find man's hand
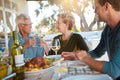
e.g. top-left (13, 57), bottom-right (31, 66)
top-left (75, 50), bottom-right (104, 72)
top-left (22, 39), bottom-right (36, 52)
top-left (75, 50), bottom-right (91, 62)
top-left (26, 39), bottom-right (36, 47)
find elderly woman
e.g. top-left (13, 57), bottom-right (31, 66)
top-left (8, 13), bottom-right (49, 59)
top-left (49, 12), bottom-right (88, 55)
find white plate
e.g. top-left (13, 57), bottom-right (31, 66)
top-left (45, 55), bottom-right (61, 60)
top-left (62, 74), bottom-right (112, 80)
top-left (53, 60), bottom-right (86, 67)
top-left (67, 60), bottom-right (86, 66)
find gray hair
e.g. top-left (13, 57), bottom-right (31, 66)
top-left (15, 13), bottom-right (30, 25)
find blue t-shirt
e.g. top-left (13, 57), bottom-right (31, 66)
top-left (8, 32), bottom-right (44, 59)
top-left (89, 22), bottom-right (120, 79)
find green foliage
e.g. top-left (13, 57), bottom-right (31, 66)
top-left (35, 0), bottom-right (104, 33)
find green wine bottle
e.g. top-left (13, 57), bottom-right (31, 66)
top-left (10, 31), bottom-right (25, 80)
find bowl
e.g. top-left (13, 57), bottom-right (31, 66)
top-left (24, 55), bottom-right (61, 80)
top-left (24, 66), bottom-right (55, 80)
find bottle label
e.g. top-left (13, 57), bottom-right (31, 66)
top-left (15, 54), bottom-right (25, 67)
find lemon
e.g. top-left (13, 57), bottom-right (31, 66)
top-left (56, 67), bottom-right (68, 73)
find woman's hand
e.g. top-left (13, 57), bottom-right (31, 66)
top-left (40, 38), bottom-right (49, 56)
top-left (61, 52), bottom-right (77, 60)
top-left (40, 38), bottom-right (47, 47)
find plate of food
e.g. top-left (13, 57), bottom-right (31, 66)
top-left (24, 56), bottom-right (56, 80)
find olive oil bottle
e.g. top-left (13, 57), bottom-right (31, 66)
top-left (10, 31), bottom-right (25, 80)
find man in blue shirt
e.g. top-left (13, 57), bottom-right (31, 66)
top-left (8, 14), bottom-right (49, 59)
top-left (62, 0), bottom-right (120, 79)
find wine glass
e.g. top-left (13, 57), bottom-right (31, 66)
top-left (28, 32), bottom-right (37, 47)
top-left (51, 39), bottom-right (61, 56)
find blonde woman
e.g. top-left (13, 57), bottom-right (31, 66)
top-left (49, 12), bottom-right (88, 55)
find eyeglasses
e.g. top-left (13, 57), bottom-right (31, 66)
top-left (21, 23), bottom-right (32, 26)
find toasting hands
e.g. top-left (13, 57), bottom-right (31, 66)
top-left (22, 39), bottom-right (36, 52)
top-left (61, 50), bottom-right (91, 61)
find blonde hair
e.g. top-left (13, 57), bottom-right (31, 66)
top-left (58, 12), bottom-right (75, 30)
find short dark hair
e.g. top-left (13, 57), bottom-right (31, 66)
top-left (98, 0), bottom-right (120, 11)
